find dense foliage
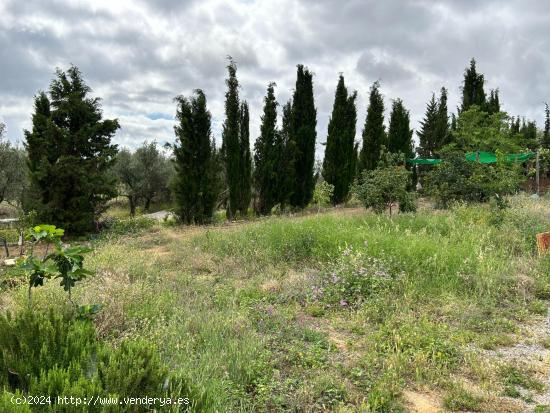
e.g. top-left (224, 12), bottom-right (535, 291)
top-left (24, 66), bottom-right (119, 234)
top-left (172, 90), bottom-right (220, 224)
top-left (221, 57), bottom-right (251, 219)
top-left (354, 151), bottom-right (416, 214)
top-left (424, 154), bottom-right (524, 207)
top-left (359, 81), bottom-right (386, 171)
top-left (322, 75), bottom-right (357, 204)
top-left (0, 124), bottom-right (27, 206)
top-left (254, 83), bottom-right (279, 214)
top-left (289, 65), bottom-right (317, 208)
top-left (417, 88), bottom-right (450, 157)
top-left (113, 141), bottom-right (172, 216)
top-left (387, 98), bottom-right (413, 159)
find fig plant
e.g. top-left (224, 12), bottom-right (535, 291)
top-left (17, 225), bottom-right (93, 308)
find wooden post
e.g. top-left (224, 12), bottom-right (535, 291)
top-left (535, 149), bottom-right (540, 195)
top-left (1, 238), bottom-right (8, 258)
top-left (537, 232), bottom-right (550, 256)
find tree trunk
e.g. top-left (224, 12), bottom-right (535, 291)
top-left (129, 197), bottom-right (136, 217)
top-left (144, 197), bottom-right (151, 212)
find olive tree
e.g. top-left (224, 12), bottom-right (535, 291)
top-left (0, 124), bottom-right (28, 206)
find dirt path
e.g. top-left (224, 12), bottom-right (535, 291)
top-left (474, 302), bottom-right (550, 412)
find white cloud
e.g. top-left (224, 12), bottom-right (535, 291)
top-left (0, 0), bottom-right (548, 159)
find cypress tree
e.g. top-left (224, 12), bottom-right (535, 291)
top-left (276, 100), bottom-right (295, 208)
top-left (322, 75), bottom-right (357, 204)
top-left (519, 118), bottom-right (538, 149)
top-left (359, 81), bottom-right (386, 171)
top-left (510, 116), bottom-right (521, 134)
top-left (416, 93), bottom-right (438, 157)
top-left (487, 89), bottom-right (500, 114)
top-left (434, 87), bottom-right (450, 152)
top-left (289, 65), bottom-right (317, 208)
top-left (24, 66), bottom-right (119, 234)
top-left (254, 83), bottom-right (278, 215)
top-left (387, 98), bottom-right (413, 159)
top-left (238, 101), bottom-right (251, 215)
top-left (461, 58), bottom-right (486, 112)
top-left (543, 103), bottom-right (550, 149)
top-left (222, 57), bottom-right (241, 219)
top-left (450, 113), bottom-right (457, 132)
top-left (172, 90), bottom-right (219, 224)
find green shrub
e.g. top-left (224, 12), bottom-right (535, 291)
top-left (354, 152), bottom-right (415, 215)
top-left (424, 154), bottom-right (524, 208)
top-left (444, 384), bottom-right (481, 411)
top-left (0, 309), bottom-right (185, 412)
top-left (312, 245), bottom-right (401, 307)
top-left (99, 216), bottom-right (156, 237)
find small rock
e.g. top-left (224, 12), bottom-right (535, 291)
top-left (3, 259), bottom-right (16, 266)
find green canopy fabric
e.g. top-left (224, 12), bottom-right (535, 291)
top-left (408, 151), bottom-right (535, 165)
top-left (407, 158), bottom-right (442, 165)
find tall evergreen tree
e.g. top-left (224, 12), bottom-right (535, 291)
top-left (289, 65), bottom-right (317, 208)
top-left (387, 98), bottom-right (413, 159)
top-left (510, 116), bottom-right (521, 134)
top-left (24, 66), bottom-right (119, 234)
top-left (172, 90), bottom-right (219, 224)
top-left (416, 93), bottom-right (438, 157)
top-left (275, 100), bottom-right (295, 208)
top-left (359, 81), bottom-right (386, 171)
top-left (450, 113), bottom-right (457, 132)
top-left (434, 87), bottom-right (450, 151)
top-left (222, 57), bottom-right (241, 219)
top-left (238, 101), bottom-right (251, 215)
top-left (519, 118), bottom-right (538, 150)
top-left (487, 89), bottom-right (500, 114)
top-left (543, 103), bottom-right (550, 149)
top-left (254, 83), bottom-right (279, 215)
top-left (322, 75), bottom-right (357, 204)
top-left (460, 58), bottom-right (486, 112)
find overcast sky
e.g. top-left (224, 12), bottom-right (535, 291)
top-left (1, 0), bottom-right (549, 158)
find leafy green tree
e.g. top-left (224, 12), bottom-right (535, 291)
top-left (289, 65), bottom-right (317, 208)
top-left (387, 98), bottom-right (413, 159)
top-left (359, 81), bottom-right (386, 171)
top-left (24, 66), bottom-right (119, 234)
top-left (460, 58), bottom-right (486, 112)
top-left (449, 107), bottom-right (523, 153)
top-left (237, 101), bottom-right (251, 215)
top-left (112, 141), bottom-right (172, 216)
top-left (322, 75), bottom-right (357, 204)
top-left (0, 124), bottom-right (27, 206)
top-left (113, 148), bottom-right (142, 216)
top-left (135, 141), bottom-right (173, 211)
top-left (354, 150), bottom-right (415, 215)
top-left (424, 154), bottom-right (524, 208)
top-left (312, 181), bottom-right (334, 212)
top-left (172, 90), bottom-right (219, 224)
top-left (222, 57), bottom-right (241, 219)
top-left (254, 83), bottom-right (279, 215)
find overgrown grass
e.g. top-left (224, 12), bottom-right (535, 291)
top-left (1, 194), bottom-right (549, 411)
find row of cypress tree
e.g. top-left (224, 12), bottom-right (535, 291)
top-left (22, 59), bottom-right (549, 231)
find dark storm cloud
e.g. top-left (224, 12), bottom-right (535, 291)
top-left (0, 0), bottom-right (548, 155)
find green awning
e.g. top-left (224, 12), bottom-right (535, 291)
top-left (408, 151), bottom-right (535, 165)
top-left (406, 158), bottom-right (442, 165)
